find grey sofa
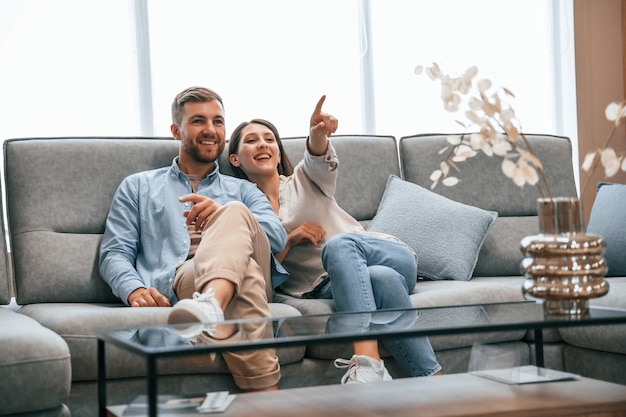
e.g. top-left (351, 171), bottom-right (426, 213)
top-left (0, 194), bottom-right (71, 415)
top-left (1, 134), bottom-right (624, 417)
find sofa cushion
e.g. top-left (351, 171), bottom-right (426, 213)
top-left (0, 308), bottom-right (71, 416)
top-left (398, 134), bottom-right (578, 277)
top-left (0, 264), bottom-right (9, 305)
top-left (275, 282), bottom-right (528, 359)
top-left (559, 277), bottom-right (626, 355)
top-left (564, 346), bottom-right (626, 385)
top-left (19, 302), bottom-right (305, 382)
top-left (0, 201), bottom-right (10, 306)
top-left (474, 216), bottom-right (539, 277)
top-left (398, 134), bottom-right (579, 215)
top-left (586, 182), bottom-right (626, 276)
top-left (368, 175), bottom-right (497, 281)
top-left (4, 137), bottom-right (180, 304)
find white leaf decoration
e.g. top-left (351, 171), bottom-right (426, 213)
top-left (430, 170), bottom-right (442, 182)
top-left (414, 62), bottom-right (626, 195)
top-left (455, 144), bottom-right (476, 159)
top-left (477, 78), bottom-right (492, 92)
top-left (601, 148), bottom-right (621, 177)
top-left (581, 152), bottom-right (596, 172)
top-left (605, 102), bottom-right (620, 122)
top-left (501, 159), bottom-right (516, 178)
top-left (440, 161), bottom-right (450, 176)
top-left (442, 177), bottom-right (459, 186)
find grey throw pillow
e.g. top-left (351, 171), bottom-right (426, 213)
top-left (368, 175), bottom-right (498, 281)
top-left (586, 182), bottom-right (626, 276)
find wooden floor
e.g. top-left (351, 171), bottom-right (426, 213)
top-left (107, 372), bottom-right (626, 417)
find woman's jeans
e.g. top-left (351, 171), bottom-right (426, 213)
top-left (319, 232), bottom-right (441, 377)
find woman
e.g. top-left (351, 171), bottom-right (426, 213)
top-left (228, 95), bottom-right (441, 383)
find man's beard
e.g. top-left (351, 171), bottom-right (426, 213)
top-left (184, 142), bottom-right (223, 164)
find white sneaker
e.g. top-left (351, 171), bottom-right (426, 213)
top-left (168, 289), bottom-right (224, 340)
top-left (334, 355), bottom-right (393, 384)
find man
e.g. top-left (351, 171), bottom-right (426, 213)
top-left (99, 86), bottom-right (287, 392)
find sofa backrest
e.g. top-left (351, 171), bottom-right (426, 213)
top-left (4, 137), bottom-right (180, 304)
top-left (0, 182), bottom-right (10, 305)
top-left (220, 135), bottom-right (400, 223)
top-left (5, 135), bottom-right (399, 304)
top-left (399, 133), bottom-right (578, 276)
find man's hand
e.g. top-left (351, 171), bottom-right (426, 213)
top-left (180, 194), bottom-right (222, 231)
top-left (308, 95), bottom-right (338, 155)
top-left (128, 287), bottom-right (171, 307)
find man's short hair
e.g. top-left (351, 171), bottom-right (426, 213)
top-left (171, 86), bottom-right (224, 125)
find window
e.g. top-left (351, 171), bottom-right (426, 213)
top-left (147, 0), bottom-right (363, 138)
top-left (0, 0), bottom-right (138, 138)
top-left (370, 0), bottom-right (568, 137)
top-left (0, 0), bottom-right (576, 146)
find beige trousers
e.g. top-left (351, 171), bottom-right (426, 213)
top-left (173, 201), bottom-right (280, 390)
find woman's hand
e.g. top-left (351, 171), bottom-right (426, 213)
top-left (308, 95), bottom-right (338, 155)
top-left (288, 222), bottom-right (326, 247)
top-left (275, 222), bottom-right (326, 262)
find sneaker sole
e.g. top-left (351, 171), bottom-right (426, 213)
top-left (168, 306), bottom-right (204, 325)
top-left (168, 303), bottom-right (209, 339)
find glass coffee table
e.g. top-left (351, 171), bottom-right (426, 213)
top-left (97, 301), bottom-right (626, 417)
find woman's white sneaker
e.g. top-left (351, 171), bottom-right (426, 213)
top-left (334, 355), bottom-right (392, 384)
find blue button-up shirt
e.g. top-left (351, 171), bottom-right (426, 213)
top-left (99, 157), bottom-right (288, 305)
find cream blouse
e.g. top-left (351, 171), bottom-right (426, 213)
top-left (277, 141), bottom-right (366, 297)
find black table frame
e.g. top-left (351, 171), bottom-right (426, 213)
top-left (97, 301), bottom-right (626, 417)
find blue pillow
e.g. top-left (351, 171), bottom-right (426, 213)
top-left (368, 175), bottom-right (498, 281)
top-left (586, 182), bottom-right (626, 276)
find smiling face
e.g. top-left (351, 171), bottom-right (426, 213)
top-left (229, 122), bottom-right (281, 181)
top-left (171, 99), bottom-right (226, 175)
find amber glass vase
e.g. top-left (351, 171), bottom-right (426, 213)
top-left (520, 197), bottom-right (609, 316)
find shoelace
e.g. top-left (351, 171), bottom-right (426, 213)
top-left (192, 288), bottom-right (216, 302)
top-left (191, 289), bottom-right (222, 337)
top-left (334, 357), bottom-right (359, 384)
top-left (192, 289), bottom-right (223, 320)
top-left (334, 357), bottom-right (357, 370)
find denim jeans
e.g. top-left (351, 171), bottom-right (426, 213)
top-left (319, 232), bottom-right (441, 377)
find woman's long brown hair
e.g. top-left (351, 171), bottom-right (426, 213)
top-left (228, 119), bottom-right (294, 180)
